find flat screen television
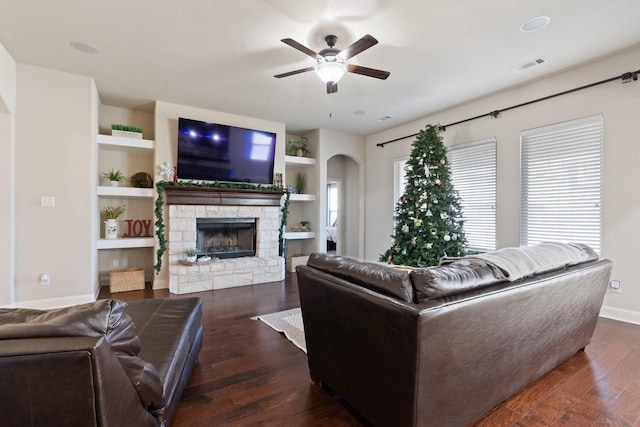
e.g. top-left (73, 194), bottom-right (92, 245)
top-left (177, 117), bottom-right (277, 184)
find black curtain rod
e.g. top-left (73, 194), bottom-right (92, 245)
top-left (376, 68), bottom-right (639, 148)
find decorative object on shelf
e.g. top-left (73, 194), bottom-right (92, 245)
top-left (287, 137), bottom-right (310, 157)
top-left (109, 267), bottom-right (145, 292)
top-left (291, 221), bottom-right (310, 232)
top-left (103, 167), bottom-right (125, 187)
top-left (274, 172), bottom-right (283, 189)
top-left (153, 181), bottom-right (289, 273)
top-left (296, 172), bottom-right (306, 194)
top-left (101, 205), bottom-right (126, 239)
top-left (286, 184), bottom-right (298, 194)
top-left (178, 256), bottom-right (216, 266)
top-left (122, 219), bottom-right (153, 237)
top-left (184, 248), bottom-right (198, 263)
top-left (130, 172), bottom-right (153, 188)
top-left (111, 124), bottom-right (143, 139)
top-left (159, 161), bottom-right (176, 181)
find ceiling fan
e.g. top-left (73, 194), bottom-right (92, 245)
top-left (274, 34), bottom-right (390, 94)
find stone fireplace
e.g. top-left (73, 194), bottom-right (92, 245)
top-left (165, 187), bottom-right (285, 294)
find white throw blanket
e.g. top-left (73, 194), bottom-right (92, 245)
top-left (439, 242), bottom-right (597, 282)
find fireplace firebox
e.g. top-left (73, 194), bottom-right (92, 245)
top-left (196, 218), bottom-right (256, 259)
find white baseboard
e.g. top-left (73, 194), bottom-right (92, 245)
top-left (599, 305), bottom-right (640, 326)
top-left (14, 294), bottom-right (96, 310)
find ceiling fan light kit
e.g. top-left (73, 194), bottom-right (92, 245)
top-left (275, 33), bottom-right (390, 94)
top-left (315, 61), bottom-right (346, 83)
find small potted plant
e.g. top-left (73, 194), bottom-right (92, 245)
top-left (101, 205), bottom-right (126, 239)
top-left (103, 167), bottom-right (125, 187)
top-left (184, 248), bottom-right (198, 263)
top-left (287, 137), bottom-right (310, 157)
top-left (296, 172), bottom-right (306, 194)
top-left (111, 124), bottom-right (143, 139)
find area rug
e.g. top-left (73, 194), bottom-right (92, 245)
top-left (252, 307), bottom-right (306, 353)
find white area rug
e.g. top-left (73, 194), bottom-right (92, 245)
top-left (252, 307), bottom-right (306, 353)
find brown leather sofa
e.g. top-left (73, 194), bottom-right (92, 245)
top-left (296, 244), bottom-right (612, 427)
top-left (0, 296), bottom-right (202, 427)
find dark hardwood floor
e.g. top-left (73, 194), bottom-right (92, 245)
top-left (101, 274), bottom-right (640, 426)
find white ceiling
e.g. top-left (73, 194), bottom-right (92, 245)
top-left (1, 0), bottom-right (639, 136)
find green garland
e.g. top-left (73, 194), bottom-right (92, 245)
top-left (153, 181), bottom-right (289, 273)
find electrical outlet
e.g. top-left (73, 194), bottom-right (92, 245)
top-left (122, 258), bottom-right (128, 267)
top-left (40, 196), bottom-right (55, 207)
top-left (610, 280), bottom-right (621, 293)
top-left (113, 259), bottom-right (120, 268)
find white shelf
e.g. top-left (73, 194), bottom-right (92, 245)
top-left (97, 186), bottom-right (154, 198)
top-left (289, 193), bottom-right (316, 202)
top-left (97, 134), bottom-right (155, 153)
top-left (284, 231), bottom-right (316, 240)
top-left (285, 155), bottom-right (316, 166)
top-left (97, 237), bottom-right (155, 250)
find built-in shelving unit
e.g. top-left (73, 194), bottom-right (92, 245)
top-left (289, 193), bottom-right (316, 202)
top-left (285, 155), bottom-right (316, 166)
top-left (284, 152), bottom-right (318, 261)
top-left (97, 134), bottom-right (155, 152)
top-left (97, 134), bottom-right (155, 250)
top-left (96, 132), bottom-right (156, 285)
top-left (283, 231), bottom-right (316, 240)
top-left (97, 186), bottom-right (154, 198)
top-left (97, 237), bottom-right (155, 249)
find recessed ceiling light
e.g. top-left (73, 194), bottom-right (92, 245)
top-left (377, 115), bottom-right (392, 122)
top-left (353, 110), bottom-right (366, 116)
top-left (70, 41), bottom-right (98, 54)
top-left (520, 16), bottom-right (550, 32)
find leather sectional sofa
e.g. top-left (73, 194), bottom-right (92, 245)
top-left (296, 243), bottom-right (612, 427)
top-left (0, 296), bottom-right (202, 427)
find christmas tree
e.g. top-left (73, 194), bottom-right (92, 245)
top-left (380, 124), bottom-right (467, 267)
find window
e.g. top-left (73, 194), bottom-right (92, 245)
top-left (327, 182), bottom-right (338, 226)
top-left (393, 140), bottom-right (497, 252)
top-left (521, 115), bottom-right (603, 254)
top-left (393, 156), bottom-right (409, 206)
top-left (449, 138), bottom-right (497, 252)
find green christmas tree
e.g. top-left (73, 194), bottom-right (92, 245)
top-left (380, 124), bottom-right (467, 267)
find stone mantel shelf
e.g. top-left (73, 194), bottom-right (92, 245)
top-left (164, 186), bottom-right (284, 207)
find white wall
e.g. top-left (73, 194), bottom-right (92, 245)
top-left (365, 46), bottom-right (640, 324)
top-left (15, 64), bottom-right (98, 308)
top-left (153, 101), bottom-right (286, 288)
top-left (0, 41), bottom-right (16, 307)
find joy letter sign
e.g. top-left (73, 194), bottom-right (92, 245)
top-left (122, 219), bottom-right (153, 237)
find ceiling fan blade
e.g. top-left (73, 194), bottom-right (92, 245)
top-left (327, 82), bottom-right (338, 94)
top-left (274, 67), bottom-right (315, 78)
top-left (347, 64), bottom-right (390, 80)
top-left (337, 34), bottom-right (378, 61)
top-left (281, 38), bottom-right (321, 59)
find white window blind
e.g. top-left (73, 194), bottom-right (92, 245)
top-left (520, 115), bottom-right (603, 254)
top-left (449, 138), bottom-right (497, 252)
top-left (393, 156), bottom-right (409, 205)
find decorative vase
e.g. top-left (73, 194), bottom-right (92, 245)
top-left (112, 129), bottom-right (143, 139)
top-left (105, 219), bottom-right (118, 239)
top-left (296, 149), bottom-right (303, 157)
top-left (110, 180), bottom-right (119, 187)
top-left (186, 255), bottom-right (197, 263)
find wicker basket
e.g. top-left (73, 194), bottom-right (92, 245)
top-left (109, 268), bottom-right (145, 293)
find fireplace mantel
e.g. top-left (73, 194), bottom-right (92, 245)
top-left (164, 186), bottom-right (284, 206)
